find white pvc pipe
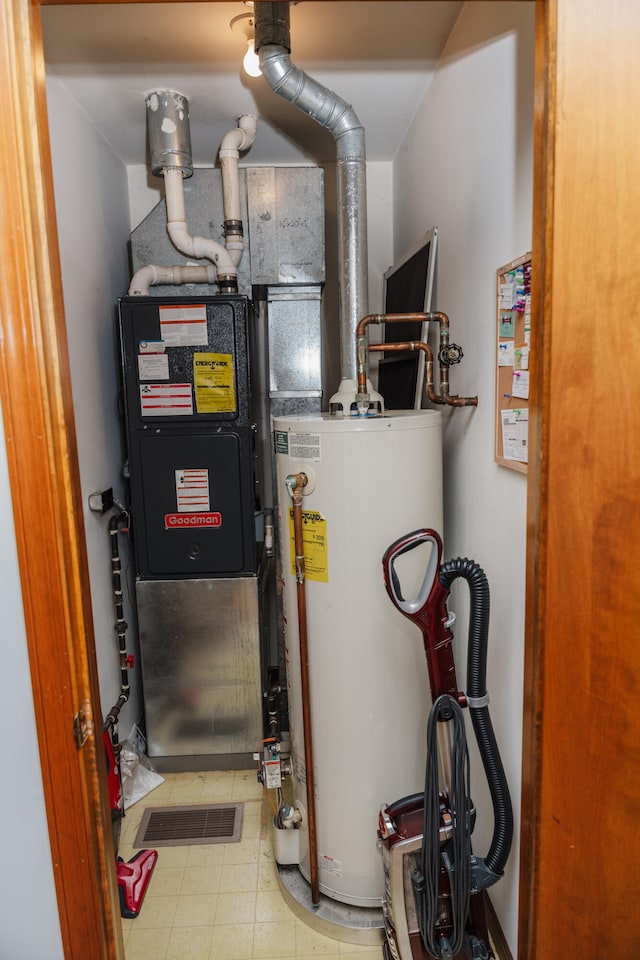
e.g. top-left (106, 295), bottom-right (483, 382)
top-left (128, 263), bottom-right (217, 296)
top-left (130, 114), bottom-right (257, 293)
top-left (219, 115), bottom-right (258, 266)
top-left (163, 168), bottom-right (238, 278)
top-left (219, 115), bottom-right (257, 223)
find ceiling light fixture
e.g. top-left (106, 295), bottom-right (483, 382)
top-left (230, 13), bottom-right (262, 78)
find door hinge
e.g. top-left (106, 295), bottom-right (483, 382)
top-left (73, 699), bottom-right (95, 749)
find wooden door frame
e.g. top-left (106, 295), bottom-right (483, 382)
top-left (0, 1), bottom-right (123, 957)
top-left (518, 0), bottom-right (640, 954)
top-left (0, 1), bottom-right (569, 957)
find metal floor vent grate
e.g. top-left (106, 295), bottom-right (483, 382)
top-left (134, 802), bottom-right (243, 848)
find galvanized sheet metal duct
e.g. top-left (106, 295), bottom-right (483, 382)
top-left (255, 1), bottom-right (369, 387)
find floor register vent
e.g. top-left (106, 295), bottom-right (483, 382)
top-left (134, 802), bottom-right (244, 848)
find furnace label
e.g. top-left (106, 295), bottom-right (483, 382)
top-left (138, 353), bottom-right (169, 381)
top-left (140, 383), bottom-right (193, 416)
top-left (288, 509), bottom-right (328, 583)
top-left (193, 353), bottom-right (236, 414)
top-left (159, 304), bottom-right (208, 346)
top-left (175, 468), bottom-right (210, 512)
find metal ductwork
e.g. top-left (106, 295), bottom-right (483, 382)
top-left (255, 1), bottom-right (369, 395)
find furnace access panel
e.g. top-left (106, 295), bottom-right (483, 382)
top-left (118, 296), bottom-right (257, 579)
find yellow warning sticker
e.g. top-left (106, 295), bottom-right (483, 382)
top-left (288, 509), bottom-right (328, 583)
top-left (193, 353), bottom-right (236, 414)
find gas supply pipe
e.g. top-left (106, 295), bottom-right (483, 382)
top-left (355, 312), bottom-right (478, 414)
top-left (284, 470), bottom-right (320, 907)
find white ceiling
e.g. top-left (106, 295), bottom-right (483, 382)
top-left (41, 2), bottom-right (464, 166)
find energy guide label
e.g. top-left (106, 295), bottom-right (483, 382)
top-left (288, 509), bottom-right (328, 583)
top-left (193, 353), bottom-right (236, 414)
top-left (289, 432), bottom-right (321, 461)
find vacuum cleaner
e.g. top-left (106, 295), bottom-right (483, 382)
top-left (378, 529), bottom-right (512, 960)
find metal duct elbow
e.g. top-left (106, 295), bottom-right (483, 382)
top-left (255, 2), bottom-right (369, 391)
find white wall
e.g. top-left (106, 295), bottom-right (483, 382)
top-left (393, 2), bottom-right (535, 953)
top-left (46, 76), bottom-right (141, 733)
top-left (0, 405), bottom-right (64, 959)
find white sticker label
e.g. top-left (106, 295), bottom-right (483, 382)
top-left (159, 304), bottom-right (208, 347)
top-left (264, 760), bottom-right (282, 789)
top-left (139, 340), bottom-right (165, 354)
top-left (175, 469), bottom-right (210, 512)
top-left (138, 354), bottom-right (169, 381)
top-left (140, 383), bottom-right (193, 416)
top-left (289, 432), bottom-right (321, 461)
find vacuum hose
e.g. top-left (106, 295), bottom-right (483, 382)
top-left (438, 558), bottom-right (513, 884)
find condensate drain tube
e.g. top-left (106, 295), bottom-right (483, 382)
top-left (285, 471), bottom-right (320, 906)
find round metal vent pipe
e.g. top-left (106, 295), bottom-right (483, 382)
top-left (255, 2), bottom-right (369, 386)
top-left (145, 89), bottom-right (193, 179)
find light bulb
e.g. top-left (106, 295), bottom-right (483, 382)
top-left (243, 38), bottom-right (262, 78)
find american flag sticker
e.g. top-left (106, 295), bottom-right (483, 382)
top-left (175, 469), bottom-right (210, 513)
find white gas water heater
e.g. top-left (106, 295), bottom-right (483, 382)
top-left (255, 2), bottom-right (478, 945)
top-left (274, 409), bottom-right (443, 912)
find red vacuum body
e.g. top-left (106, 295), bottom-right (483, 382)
top-left (378, 529), bottom-right (513, 960)
top-left (104, 725), bottom-right (158, 919)
top-left (116, 849), bottom-right (159, 919)
top-left (378, 795), bottom-right (490, 960)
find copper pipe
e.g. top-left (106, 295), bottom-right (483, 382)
top-left (285, 471), bottom-right (320, 905)
top-left (357, 312), bottom-right (478, 408)
top-left (355, 312), bottom-right (429, 337)
top-left (356, 312), bottom-right (437, 399)
top-left (369, 340), bottom-right (478, 407)
top-left (369, 341), bottom-right (441, 405)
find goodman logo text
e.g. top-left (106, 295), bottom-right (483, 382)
top-left (165, 512), bottom-right (222, 529)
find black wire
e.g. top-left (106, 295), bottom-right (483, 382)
top-left (418, 694), bottom-right (471, 959)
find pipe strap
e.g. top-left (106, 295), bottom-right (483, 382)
top-left (466, 692), bottom-right (490, 709)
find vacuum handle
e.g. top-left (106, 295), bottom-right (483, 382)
top-left (383, 528), bottom-right (463, 705)
top-left (382, 528), bottom-right (442, 616)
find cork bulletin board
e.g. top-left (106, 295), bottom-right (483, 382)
top-left (495, 253), bottom-right (532, 473)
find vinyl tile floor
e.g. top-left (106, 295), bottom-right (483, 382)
top-left (120, 769), bottom-right (384, 960)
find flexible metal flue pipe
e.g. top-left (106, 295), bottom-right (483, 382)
top-left (255, 2), bottom-right (368, 386)
top-left (284, 471), bottom-right (320, 906)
